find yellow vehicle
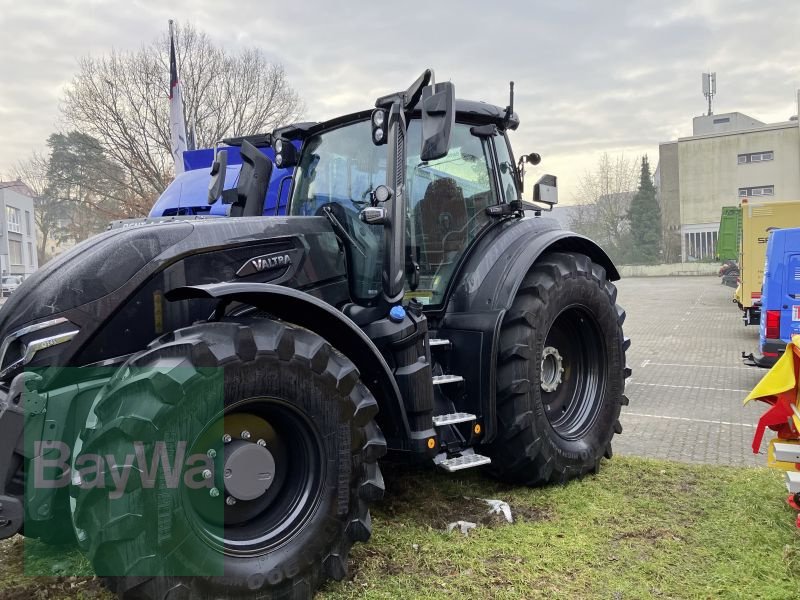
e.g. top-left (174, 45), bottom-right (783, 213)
top-left (735, 197), bottom-right (800, 325)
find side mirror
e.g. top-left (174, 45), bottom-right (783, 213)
top-left (207, 149), bottom-right (228, 204)
top-left (420, 81), bottom-right (455, 162)
top-left (533, 174), bottom-right (558, 209)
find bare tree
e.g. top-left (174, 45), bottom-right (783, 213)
top-left (62, 22), bottom-right (303, 211)
top-left (569, 153), bottom-right (639, 259)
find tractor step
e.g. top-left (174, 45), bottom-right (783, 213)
top-left (432, 374), bottom-right (464, 385)
top-left (787, 471), bottom-right (800, 494)
top-left (432, 412), bottom-right (477, 427)
top-left (437, 452), bottom-right (491, 472)
top-left (774, 442), bottom-right (800, 463)
top-left (429, 338), bottom-right (451, 349)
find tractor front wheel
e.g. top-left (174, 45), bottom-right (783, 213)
top-left (487, 252), bottom-right (630, 485)
top-left (72, 319), bottom-right (385, 599)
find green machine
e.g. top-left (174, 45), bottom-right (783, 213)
top-left (717, 205), bottom-right (742, 262)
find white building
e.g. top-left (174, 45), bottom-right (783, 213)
top-left (658, 100), bottom-right (800, 262)
top-left (0, 181), bottom-right (39, 277)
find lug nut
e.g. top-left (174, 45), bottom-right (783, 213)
top-left (226, 496), bottom-right (237, 506)
top-left (209, 487), bottom-right (220, 498)
top-left (207, 449), bottom-right (217, 459)
top-left (222, 433), bottom-right (232, 443)
top-left (202, 469), bottom-right (213, 480)
top-left (241, 430), bottom-right (251, 440)
top-left (257, 439), bottom-right (266, 447)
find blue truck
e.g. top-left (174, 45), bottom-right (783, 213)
top-left (744, 227), bottom-right (800, 367)
top-left (149, 136), bottom-right (295, 217)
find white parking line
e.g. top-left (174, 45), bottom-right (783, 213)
top-left (640, 361), bottom-right (753, 371)
top-left (627, 381), bottom-right (750, 393)
top-left (623, 412), bottom-right (756, 428)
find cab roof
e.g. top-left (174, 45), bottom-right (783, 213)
top-left (274, 99), bottom-right (519, 141)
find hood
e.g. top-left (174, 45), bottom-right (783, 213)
top-left (0, 221), bottom-right (193, 337)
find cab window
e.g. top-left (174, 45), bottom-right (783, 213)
top-left (406, 122), bottom-right (498, 305)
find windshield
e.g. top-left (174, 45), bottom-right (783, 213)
top-left (290, 119), bottom-right (501, 306)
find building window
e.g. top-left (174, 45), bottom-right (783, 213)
top-left (684, 230), bottom-right (718, 261)
top-left (28, 242), bottom-right (34, 266)
top-left (8, 240), bottom-right (23, 265)
top-left (739, 185), bottom-right (775, 197)
top-left (5, 206), bottom-right (21, 233)
top-left (25, 211), bottom-right (32, 236)
top-left (738, 151), bottom-right (774, 164)
top-left (713, 117), bottom-right (730, 124)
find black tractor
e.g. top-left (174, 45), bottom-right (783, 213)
top-left (0, 70), bottom-right (629, 599)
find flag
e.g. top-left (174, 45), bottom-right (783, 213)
top-left (169, 20), bottom-right (188, 175)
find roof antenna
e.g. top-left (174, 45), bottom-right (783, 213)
top-left (702, 72), bottom-right (716, 116)
top-left (504, 81), bottom-right (514, 127)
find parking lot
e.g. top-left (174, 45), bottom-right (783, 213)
top-left (615, 276), bottom-right (767, 466)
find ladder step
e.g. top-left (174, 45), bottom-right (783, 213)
top-left (429, 338), bottom-right (451, 348)
top-left (787, 471), bottom-right (800, 494)
top-left (438, 453), bottom-right (491, 473)
top-left (432, 412), bottom-right (477, 427)
top-left (432, 374), bottom-right (464, 385)
top-left (774, 442), bottom-right (800, 463)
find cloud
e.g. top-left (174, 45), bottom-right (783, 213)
top-left (1, 0), bottom-right (799, 202)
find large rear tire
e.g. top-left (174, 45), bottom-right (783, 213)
top-left (72, 320), bottom-right (386, 599)
top-left (486, 252), bottom-right (630, 485)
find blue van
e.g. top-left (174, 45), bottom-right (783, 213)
top-left (745, 227), bottom-right (800, 367)
top-left (148, 140), bottom-right (295, 218)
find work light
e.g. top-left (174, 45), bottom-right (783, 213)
top-left (371, 109), bottom-right (387, 147)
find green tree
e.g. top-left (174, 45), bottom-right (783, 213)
top-left (628, 155), bottom-right (662, 264)
top-left (44, 131), bottom-right (132, 244)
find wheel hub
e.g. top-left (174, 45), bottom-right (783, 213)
top-left (223, 440), bottom-right (276, 501)
top-left (541, 346), bottom-right (564, 392)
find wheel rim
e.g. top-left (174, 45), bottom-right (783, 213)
top-left (184, 397), bottom-right (326, 557)
top-left (540, 305), bottom-right (608, 440)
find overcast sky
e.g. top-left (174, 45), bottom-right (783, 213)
top-left (1, 0), bottom-right (800, 201)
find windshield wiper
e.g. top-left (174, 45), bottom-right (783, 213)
top-left (321, 206), bottom-right (366, 257)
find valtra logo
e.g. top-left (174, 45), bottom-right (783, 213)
top-left (236, 251), bottom-right (293, 277)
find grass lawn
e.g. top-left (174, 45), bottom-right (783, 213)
top-left (1, 456), bottom-right (798, 599)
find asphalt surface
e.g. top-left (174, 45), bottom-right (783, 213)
top-left (614, 276), bottom-right (768, 466)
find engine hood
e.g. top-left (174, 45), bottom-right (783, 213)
top-left (0, 221), bottom-right (193, 337)
top-left (0, 216), bottom-right (345, 376)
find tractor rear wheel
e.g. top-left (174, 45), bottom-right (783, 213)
top-left (72, 319), bottom-right (385, 599)
top-left (487, 252), bottom-right (629, 485)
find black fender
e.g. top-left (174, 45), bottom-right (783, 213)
top-left (447, 215), bottom-right (618, 314)
top-left (439, 216), bottom-right (619, 443)
top-left (165, 282), bottom-right (414, 450)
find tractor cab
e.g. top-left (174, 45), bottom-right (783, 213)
top-left (278, 75), bottom-right (557, 318)
top-left (287, 108), bottom-right (518, 308)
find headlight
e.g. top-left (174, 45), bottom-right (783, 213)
top-left (0, 318), bottom-right (79, 379)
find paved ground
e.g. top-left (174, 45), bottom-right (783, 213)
top-left (614, 275), bottom-right (768, 466)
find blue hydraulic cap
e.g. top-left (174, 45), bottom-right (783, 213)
top-left (389, 306), bottom-right (406, 323)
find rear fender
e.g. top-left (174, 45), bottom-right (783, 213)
top-left (442, 217), bottom-right (619, 442)
top-left (166, 283), bottom-right (418, 451)
top-left (449, 218), bottom-right (619, 314)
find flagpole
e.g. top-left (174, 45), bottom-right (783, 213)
top-left (168, 19), bottom-right (188, 175)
